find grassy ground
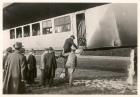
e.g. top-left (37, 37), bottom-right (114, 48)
top-left (26, 67), bottom-right (137, 94)
top-left (25, 55), bottom-right (137, 94)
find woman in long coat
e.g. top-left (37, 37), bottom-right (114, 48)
top-left (27, 49), bottom-right (37, 84)
top-left (20, 48), bottom-right (28, 82)
top-left (3, 42), bottom-right (26, 94)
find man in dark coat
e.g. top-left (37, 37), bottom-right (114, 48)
top-left (20, 48), bottom-right (28, 83)
top-left (46, 47), bottom-right (57, 87)
top-left (3, 47), bottom-right (12, 80)
top-left (3, 42), bottom-right (26, 94)
top-left (27, 49), bottom-right (37, 84)
top-left (63, 35), bottom-right (78, 53)
top-left (63, 35), bottom-right (77, 81)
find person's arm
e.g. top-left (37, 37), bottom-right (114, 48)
top-left (21, 56), bottom-right (27, 81)
top-left (33, 55), bottom-right (37, 78)
top-left (75, 56), bottom-right (77, 67)
top-left (53, 53), bottom-right (57, 69)
top-left (40, 54), bottom-right (45, 70)
top-left (3, 55), bottom-right (9, 72)
top-left (27, 55), bottom-right (33, 70)
top-left (3, 55), bottom-right (6, 70)
top-left (34, 55), bottom-right (36, 67)
top-left (71, 39), bottom-right (78, 49)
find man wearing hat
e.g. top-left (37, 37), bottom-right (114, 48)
top-left (3, 42), bottom-right (26, 94)
top-left (63, 35), bottom-right (78, 81)
top-left (46, 47), bottom-right (57, 87)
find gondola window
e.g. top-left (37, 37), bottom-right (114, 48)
top-left (10, 29), bottom-right (15, 39)
top-left (23, 25), bottom-right (30, 37)
top-left (16, 27), bottom-right (22, 38)
top-left (32, 23), bottom-right (40, 36)
top-left (54, 16), bottom-right (71, 33)
top-left (42, 20), bottom-right (52, 34)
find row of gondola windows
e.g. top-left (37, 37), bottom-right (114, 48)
top-left (10, 16), bottom-right (71, 39)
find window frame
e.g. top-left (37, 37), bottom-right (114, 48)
top-left (42, 19), bottom-right (53, 35)
top-left (54, 15), bottom-right (71, 33)
top-left (23, 25), bottom-right (30, 37)
top-left (16, 27), bottom-right (22, 38)
top-left (10, 29), bottom-right (15, 39)
top-left (32, 23), bottom-right (41, 36)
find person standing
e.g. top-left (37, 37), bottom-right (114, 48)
top-left (63, 35), bottom-right (77, 81)
top-left (65, 49), bottom-right (77, 86)
top-left (46, 47), bottom-right (57, 87)
top-left (20, 48), bottom-right (28, 83)
top-left (27, 49), bottom-right (37, 84)
top-left (3, 42), bottom-right (26, 94)
top-left (40, 48), bottom-right (49, 87)
top-left (3, 47), bottom-right (12, 80)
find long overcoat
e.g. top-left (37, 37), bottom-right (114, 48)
top-left (3, 53), bottom-right (11, 80)
top-left (27, 54), bottom-right (37, 79)
top-left (45, 52), bottom-right (57, 78)
top-left (3, 53), bottom-right (9, 69)
top-left (3, 50), bottom-right (26, 94)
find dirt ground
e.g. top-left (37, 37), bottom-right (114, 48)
top-left (25, 67), bottom-right (137, 94)
top-left (24, 54), bottom-right (137, 94)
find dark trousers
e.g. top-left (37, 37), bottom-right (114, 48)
top-left (46, 77), bottom-right (53, 86)
top-left (40, 69), bottom-right (54, 86)
top-left (64, 56), bottom-right (69, 81)
top-left (40, 69), bottom-right (46, 86)
top-left (27, 71), bottom-right (35, 84)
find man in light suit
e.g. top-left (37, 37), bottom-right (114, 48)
top-left (63, 35), bottom-right (77, 82)
top-left (65, 49), bottom-right (77, 86)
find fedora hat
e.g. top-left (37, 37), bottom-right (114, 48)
top-left (13, 42), bottom-right (23, 49)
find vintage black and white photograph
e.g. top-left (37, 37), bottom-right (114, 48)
top-left (2, 2), bottom-right (138, 95)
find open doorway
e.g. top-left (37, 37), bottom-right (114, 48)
top-left (76, 13), bottom-right (86, 47)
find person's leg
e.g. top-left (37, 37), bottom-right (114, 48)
top-left (64, 57), bottom-right (69, 82)
top-left (49, 78), bottom-right (53, 87)
top-left (46, 78), bottom-right (49, 85)
top-left (28, 71), bottom-right (31, 84)
top-left (69, 68), bottom-right (74, 86)
top-left (30, 71), bottom-right (35, 84)
top-left (32, 70), bottom-right (36, 83)
top-left (40, 69), bottom-right (45, 86)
